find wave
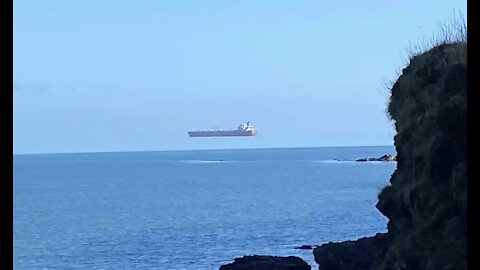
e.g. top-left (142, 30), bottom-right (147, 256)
top-left (314, 159), bottom-right (356, 164)
top-left (177, 160), bottom-right (236, 164)
top-left (314, 159), bottom-right (397, 164)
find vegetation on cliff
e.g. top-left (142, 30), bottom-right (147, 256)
top-left (374, 18), bottom-right (467, 270)
top-left (223, 15), bottom-right (467, 270)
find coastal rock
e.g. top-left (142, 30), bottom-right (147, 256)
top-left (219, 255), bottom-right (311, 270)
top-left (294, 245), bottom-right (317, 250)
top-left (355, 154), bottom-right (396, 162)
top-left (313, 233), bottom-right (391, 270)
top-left (374, 42), bottom-right (467, 269)
top-left (217, 39), bottom-right (466, 270)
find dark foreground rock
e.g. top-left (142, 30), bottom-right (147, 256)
top-left (294, 245), bottom-right (317, 250)
top-left (313, 233), bottom-right (391, 270)
top-left (219, 255), bottom-right (311, 270)
top-left (355, 154), bottom-right (396, 162)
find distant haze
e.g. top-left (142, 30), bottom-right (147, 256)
top-left (13, 0), bottom-right (466, 154)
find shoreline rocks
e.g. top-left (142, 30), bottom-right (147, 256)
top-left (313, 233), bottom-right (391, 270)
top-left (219, 255), bottom-right (311, 270)
top-left (294, 244), bottom-right (318, 250)
top-left (355, 154), bottom-right (396, 162)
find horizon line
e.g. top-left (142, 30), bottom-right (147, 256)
top-left (13, 144), bottom-right (395, 156)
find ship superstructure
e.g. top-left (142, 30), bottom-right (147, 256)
top-left (188, 122), bottom-right (257, 137)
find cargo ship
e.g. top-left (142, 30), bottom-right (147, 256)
top-left (188, 122), bottom-right (257, 137)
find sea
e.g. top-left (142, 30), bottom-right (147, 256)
top-left (13, 146), bottom-right (396, 269)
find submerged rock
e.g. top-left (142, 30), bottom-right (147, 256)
top-left (294, 244), bottom-right (316, 250)
top-left (313, 233), bottom-right (391, 270)
top-left (219, 255), bottom-right (311, 270)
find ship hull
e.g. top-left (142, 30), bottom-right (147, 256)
top-left (188, 130), bottom-right (257, 137)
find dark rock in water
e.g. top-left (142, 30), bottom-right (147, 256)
top-left (219, 255), bottom-right (311, 270)
top-left (294, 244), bottom-right (314, 250)
top-left (378, 154), bottom-right (396, 161)
top-left (313, 233), bottom-right (391, 270)
top-left (355, 154), bottom-right (396, 162)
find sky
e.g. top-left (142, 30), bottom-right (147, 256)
top-left (13, 0), bottom-right (467, 154)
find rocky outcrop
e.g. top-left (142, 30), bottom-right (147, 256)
top-left (374, 41), bottom-right (467, 270)
top-left (219, 255), bottom-right (311, 270)
top-left (355, 154), bottom-right (396, 162)
top-left (218, 25), bottom-right (466, 270)
top-left (313, 233), bottom-right (391, 270)
top-left (294, 245), bottom-right (318, 250)
top-left (314, 40), bottom-right (467, 270)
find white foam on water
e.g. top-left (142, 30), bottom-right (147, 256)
top-left (177, 160), bottom-right (236, 164)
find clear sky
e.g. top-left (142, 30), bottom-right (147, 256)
top-left (13, 0), bottom-right (466, 154)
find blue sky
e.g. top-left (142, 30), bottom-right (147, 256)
top-left (13, 0), bottom-right (466, 154)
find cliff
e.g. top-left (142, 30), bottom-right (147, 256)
top-left (375, 40), bottom-right (467, 270)
top-left (314, 40), bottom-right (467, 270)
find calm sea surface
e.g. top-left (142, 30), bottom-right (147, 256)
top-left (14, 146), bottom-right (396, 269)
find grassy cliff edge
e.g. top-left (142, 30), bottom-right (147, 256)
top-left (374, 39), bottom-right (466, 270)
top-left (314, 25), bottom-right (467, 270)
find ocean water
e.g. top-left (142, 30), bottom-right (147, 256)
top-left (14, 146), bottom-right (396, 269)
